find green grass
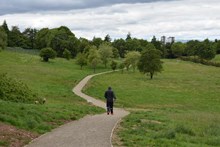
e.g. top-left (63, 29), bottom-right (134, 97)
top-left (0, 49), bottom-right (107, 134)
top-left (84, 59), bottom-right (220, 146)
top-left (212, 54), bottom-right (220, 62)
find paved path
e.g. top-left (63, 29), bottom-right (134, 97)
top-left (26, 71), bottom-right (129, 147)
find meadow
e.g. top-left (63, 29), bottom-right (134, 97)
top-left (84, 59), bottom-right (220, 146)
top-left (0, 49), bottom-right (107, 145)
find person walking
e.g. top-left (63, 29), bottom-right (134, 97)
top-left (104, 87), bottom-right (116, 115)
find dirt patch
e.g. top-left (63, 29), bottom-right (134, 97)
top-left (0, 122), bottom-right (38, 147)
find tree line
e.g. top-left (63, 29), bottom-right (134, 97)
top-left (0, 20), bottom-right (219, 78)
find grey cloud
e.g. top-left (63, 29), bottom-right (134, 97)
top-left (0, 0), bottom-right (176, 15)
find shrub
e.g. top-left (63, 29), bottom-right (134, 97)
top-left (39, 47), bottom-right (56, 62)
top-left (63, 49), bottom-right (71, 60)
top-left (0, 73), bottom-right (41, 103)
top-left (111, 60), bottom-right (117, 71)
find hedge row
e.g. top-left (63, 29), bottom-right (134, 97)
top-left (179, 56), bottom-right (220, 67)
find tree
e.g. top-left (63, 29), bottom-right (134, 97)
top-left (8, 26), bottom-right (26, 48)
top-left (92, 37), bottom-right (103, 48)
top-left (104, 34), bottom-right (111, 42)
top-left (98, 43), bottom-right (113, 68)
top-left (111, 60), bottom-right (117, 71)
top-left (197, 39), bottom-right (216, 60)
top-left (2, 20), bottom-right (9, 35)
top-left (125, 51), bottom-right (141, 72)
top-left (35, 28), bottom-right (51, 49)
top-left (63, 49), bottom-right (71, 60)
top-left (22, 28), bottom-right (37, 49)
top-left (88, 46), bottom-right (101, 73)
top-left (118, 62), bottom-right (125, 73)
top-left (112, 38), bottom-right (126, 58)
top-left (171, 42), bottom-right (186, 57)
top-left (138, 49), bottom-right (163, 79)
top-left (76, 53), bottom-right (87, 69)
top-left (151, 36), bottom-right (162, 51)
top-left (40, 48), bottom-right (56, 62)
top-left (112, 47), bottom-right (119, 58)
top-left (0, 27), bottom-right (7, 50)
top-left (126, 32), bottom-right (131, 40)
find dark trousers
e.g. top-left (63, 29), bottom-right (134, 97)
top-left (106, 101), bottom-right (113, 114)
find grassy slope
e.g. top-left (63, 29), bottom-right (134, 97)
top-left (212, 54), bottom-right (220, 62)
top-left (0, 49), bottom-right (107, 135)
top-left (85, 59), bottom-right (220, 146)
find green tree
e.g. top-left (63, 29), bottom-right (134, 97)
top-left (40, 47), bottom-right (56, 62)
top-left (104, 34), bottom-right (111, 42)
top-left (63, 49), bottom-right (71, 60)
top-left (35, 28), bottom-right (51, 49)
top-left (22, 28), bottom-right (37, 49)
top-left (125, 51), bottom-right (141, 72)
top-left (76, 53), bottom-right (87, 69)
top-left (2, 20), bottom-right (9, 35)
top-left (138, 49), bottom-right (163, 79)
top-left (151, 36), bottom-right (162, 51)
top-left (171, 42), bottom-right (186, 57)
top-left (126, 32), bottom-right (132, 40)
top-left (112, 47), bottom-right (120, 58)
top-left (0, 27), bottom-right (7, 50)
top-left (197, 39), bottom-right (216, 60)
top-left (92, 37), bottom-right (103, 48)
top-left (98, 43), bottom-right (113, 68)
top-left (111, 60), bottom-right (117, 71)
top-left (118, 62), bottom-right (125, 73)
top-left (8, 26), bottom-right (26, 48)
top-left (88, 46), bottom-right (101, 73)
top-left (112, 38), bottom-right (126, 58)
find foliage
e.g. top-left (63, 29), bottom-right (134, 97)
top-left (39, 47), bottom-right (56, 62)
top-left (0, 73), bottom-right (41, 103)
top-left (118, 62), bottom-right (125, 73)
top-left (63, 49), bottom-right (71, 60)
top-left (22, 28), bottom-right (37, 49)
top-left (92, 37), bottom-right (103, 48)
top-left (104, 34), bottom-right (111, 42)
top-left (110, 60), bottom-right (117, 71)
top-left (0, 27), bottom-right (7, 49)
top-left (35, 28), bottom-right (51, 49)
top-left (180, 56), bottom-right (220, 67)
top-left (171, 42), bottom-right (186, 57)
top-left (138, 49), bottom-right (163, 79)
top-left (88, 46), bottom-right (101, 73)
top-left (8, 26), bottom-right (27, 48)
top-left (125, 51), bottom-right (141, 72)
top-left (98, 43), bottom-right (113, 68)
top-left (76, 52), bottom-right (87, 69)
top-left (197, 39), bottom-right (216, 60)
top-left (112, 38), bottom-right (126, 58)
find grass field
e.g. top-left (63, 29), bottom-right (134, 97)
top-left (0, 49), bottom-right (107, 140)
top-left (212, 54), bottom-right (220, 62)
top-left (84, 59), bottom-right (220, 146)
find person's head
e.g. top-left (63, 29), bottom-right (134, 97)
top-left (108, 87), bottom-right (112, 90)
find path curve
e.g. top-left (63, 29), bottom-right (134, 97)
top-left (26, 71), bottom-right (129, 147)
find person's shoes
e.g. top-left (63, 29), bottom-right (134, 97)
top-left (107, 112), bottom-right (109, 115)
top-left (111, 112), bottom-right (113, 115)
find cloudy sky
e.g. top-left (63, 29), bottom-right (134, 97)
top-left (0, 0), bottom-right (220, 41)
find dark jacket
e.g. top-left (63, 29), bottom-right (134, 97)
top-left (104, 90), bottom-right (116, 102)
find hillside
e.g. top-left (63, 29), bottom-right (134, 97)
top-left (0, 49), bottom-right (106, 146)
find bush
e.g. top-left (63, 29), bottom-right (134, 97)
top-left (179, 56), bottom-right (220, 67)
top-left (0, 73), bottom-right (41, 103)
top-left (63, 49), bottom-right (71, 60)
top-left (111, 60), bottom-right (117, 71)
top-left (40, 47), bottom-right (56, 62)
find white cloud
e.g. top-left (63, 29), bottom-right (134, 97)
top-left (0, 0), bottom-right (220, 40)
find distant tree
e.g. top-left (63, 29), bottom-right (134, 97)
top-left (111, 60), bottom-right (117, 71)
top-left (126, 32), bottom-right (132, 41)
top-left (76, 52), bottom-right (87, 69)
top-left (88, 46), bottom-right (101, 73)
top-left (214, 40), bottom-right (220, 54)
top-left (125, 51), bottom-right (141, 72)
top-left (2, 20), bottom-right (9, 35)
top-left (171, 42), bottom-right (186, 57)
top-left (112, 38), bottom-right (126, 58)
top-left (98, 43), bottom-right (113, 68)
top-left (0, 27), bottom-right (7, 50)
top-left (78, 37), bottom-right (90, 53)
top-left (8, 26), bottom-right (26, 48)
top-left (22, 28), bottom-right (37, 49)
top-left (118, 62), bottom-right (125, 73)
top-left (63, 49), bottom-right (71, 60)
top-left (35, 28), bottom-right (51, 49)
top-left (197, 39), bottom-right (216, 60)
top-left (151, 36), bottom-right (162, 51)
top-left (104, 34), bottom-right (111, 42)
top-left (138, 48), bottom-right (163, 79)
top-left (112, 47), bottom-right (120, 58)
top-left (40, 47), bottom-right (56, 62)
top-left (92, 37), bottom-right (103, 48)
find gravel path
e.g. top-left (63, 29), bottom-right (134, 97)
top-left (26, 71), bottom-right (129, 147)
